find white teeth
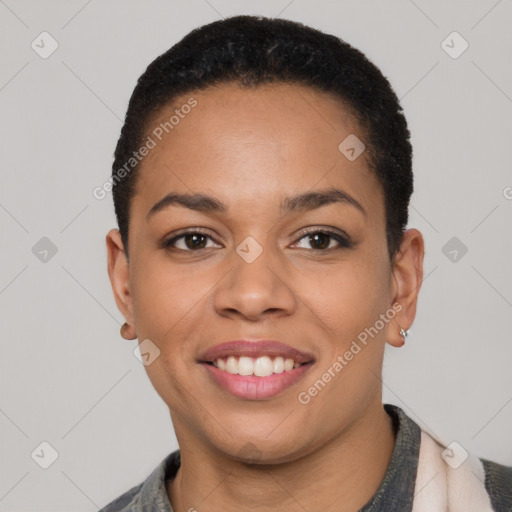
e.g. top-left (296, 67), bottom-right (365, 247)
top-left (238, 356), bottom-right (254, 376)
top-left (254, 356), bottom-right (273, 377)
top-left (284, 358), bottom-right (294, 371)
top-left (273, 356), bottom-right (285, 374)
top-left (225, 356), bottom-right (238, 374)
top-left (212, 355), bottom-right (305, 376)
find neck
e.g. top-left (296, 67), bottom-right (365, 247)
top-left (167, 399), bottom-right (395, 512)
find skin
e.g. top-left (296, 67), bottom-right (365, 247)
top-left (106, 82), bottom-right (424, 512)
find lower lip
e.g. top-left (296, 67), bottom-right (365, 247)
top-left (201, 362), bottom-right (314, 400)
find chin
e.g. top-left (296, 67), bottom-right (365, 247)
top-left (208, 429), bottom-right (312, 466)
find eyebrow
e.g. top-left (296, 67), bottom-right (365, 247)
top-left (146, 187), bottom-right (366, 220)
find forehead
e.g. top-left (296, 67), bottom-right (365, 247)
top-left (132, 82), bottom-right (383, 221)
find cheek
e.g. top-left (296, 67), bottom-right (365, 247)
top-left (294, 260), bottom-right (390, 434)
top-left (297, 257), bottom-right (391, 346)
top-left (129, 257), bottom-right (203, 408)
top-left (128, 264), bottom-right (204, 406)
top-left (131, 253), bottom-right (213, 341)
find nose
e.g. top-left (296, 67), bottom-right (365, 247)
top-left (213, 241), bottom-right (298, 322)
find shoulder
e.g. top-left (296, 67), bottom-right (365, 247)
top-left (97, 482), bottom-right (143, 512)
top-left (480, 457), bottom-right (512, 511)
top-left (98, 450), bottom-right (181, 512)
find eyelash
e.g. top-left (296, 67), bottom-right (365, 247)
top-left (161, 227), bottom-right (352, 252)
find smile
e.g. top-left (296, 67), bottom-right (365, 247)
top-left (198, 339), bottom-right (315, 400)
top-left (209, 355), bottom-right (305, 377)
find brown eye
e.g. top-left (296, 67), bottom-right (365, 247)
top-left (180, 233), bottom-right (208, 250)
top-left (294, 230), bottom-right (351, 251)
top-left (162, 231), bottom-right (220, 251)
top-left (308, 232), bottom-right (330, 250)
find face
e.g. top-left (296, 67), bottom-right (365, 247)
top-left (107, 82), bottom-right (423, 463)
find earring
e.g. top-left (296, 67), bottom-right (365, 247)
top-left (400, 328), bottom-right (409, 343)
top-left (120, 322), bottom-right (137, 340)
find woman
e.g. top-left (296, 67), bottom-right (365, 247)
top-left (100, 15), bottom-right (511, 512)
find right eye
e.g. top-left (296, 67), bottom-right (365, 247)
top-left (162, 230), bottom-right (222, 252)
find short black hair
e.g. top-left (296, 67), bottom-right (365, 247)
top-left (111, 14), bottom-right (413, 262)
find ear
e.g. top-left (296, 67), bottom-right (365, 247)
top-left (387, 228), bottom-right (424, 347)
top-left (106, 228), bottom-right (136, 338)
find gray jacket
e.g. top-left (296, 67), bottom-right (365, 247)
top-left (98, 404), bottom-right (512, 512)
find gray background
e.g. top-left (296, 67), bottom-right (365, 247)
top-left (1, 0), bottom-right (511, 510)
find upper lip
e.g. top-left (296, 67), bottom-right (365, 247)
top-left (198, 340), bottom-right (315, 364)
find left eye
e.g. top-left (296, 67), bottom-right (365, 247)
top-left (293, 230), bottom-right (350, 251)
